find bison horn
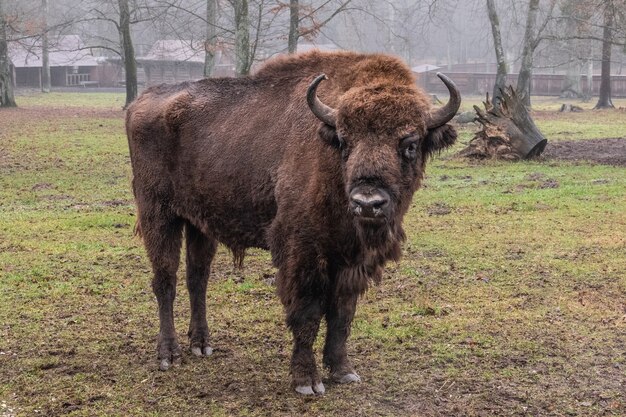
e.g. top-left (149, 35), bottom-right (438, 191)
top-left (307, 74), bottom-right (337, 127)
top-left (427, 72), bottom-right (461, 129)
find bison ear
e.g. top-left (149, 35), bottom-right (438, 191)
top-left (318, 124), bottom-right (343, 150)
top-left (422, 124), bottom-right (457, 160)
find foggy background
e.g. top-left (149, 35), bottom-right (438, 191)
top-left (2, 0), bottom-right (625, 104)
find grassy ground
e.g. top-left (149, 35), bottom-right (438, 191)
top-left (456, 95), bottom-right (626, 143)
top-left (0, 92), bottom-right (625, 416)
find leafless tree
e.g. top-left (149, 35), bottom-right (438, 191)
top-left (231, 0), bottom-right (250, 75)
top-left (555, 0), bottom-right (593, 99)
top-left (516, 0), bottom-right (557, 107)
top-left (287, 0), bottom-right (354, 54)
top-left (486, 0), bottom-right (506, 104)
top-left (118, 0), bottom-right (137, 106)
top-left (541, 0), bottom-right (625, 106)
top-left (73, 0), bottom-right (173, 105)
top-left (41, 0), bottom-right (50, 92)
top-left (0, 0), bottom-right (16, 107)
top-left (1, 0), bottom-right (80, 104)
top-left (204, 0), bottom-right (218, 76)
top-left (594, 0), bottom-right (616, 108)
top-left (288, 0), bottom-right (298, 53)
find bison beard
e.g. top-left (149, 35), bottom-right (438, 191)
top-left (126, 50), bottom-right (460, 395)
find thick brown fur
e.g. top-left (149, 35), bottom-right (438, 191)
top-left (126, 50), bottom-right (457, 391)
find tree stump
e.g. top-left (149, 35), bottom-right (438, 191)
top-left (459, 86), bottom-right (547, 160)
top-left (559, 104), bottom-right (583, 113)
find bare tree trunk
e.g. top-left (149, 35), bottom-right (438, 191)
top-left (560, 6), bottom-right (584, 99)
top-left (486, 0), bottom-right (506, 105)
top-left (204, 0), bottom-right (217, 77)
top-left (288, 0), bottom-right (298, 54)
top-left (516, 0), bottom-right (539, 107)
top-left (0, 0), bottom-right (16, 107)
top-left (594, 1), bottom-right (614, 109)
top-left (295, 0), bottom-right (352, 50)
top-left (118, 0), bottom-right (137, 107)
top-left (41, 0), bottom-right (50, 93)
top-left (233, 0), bottom-right (250, 76)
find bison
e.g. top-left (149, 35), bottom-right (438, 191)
top-left (126, 50), bottom-right (460, 395)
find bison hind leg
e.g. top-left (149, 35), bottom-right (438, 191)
top-left (185, 222), bottom-right (217, 357)
top-left (137, 205), bottom-right (184, 371)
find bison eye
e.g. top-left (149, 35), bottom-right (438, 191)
top-left (336, 133), bottom-right (346, 150)
top-left (401, 139), bottom-right (418, 161)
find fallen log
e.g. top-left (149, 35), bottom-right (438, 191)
top-left (459, 86), bottom-right (547, 160)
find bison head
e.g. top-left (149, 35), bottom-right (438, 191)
top-left (307, 73), bottom-right (460, 240)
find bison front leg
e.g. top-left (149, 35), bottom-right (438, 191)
top-left (323, 292), bottom-right (361, 384)
top-left (185, 222), bottom-right (217, 357)
top-left (285, 299), bottom-right (325, 395)
top-left (277, 263), bottom-right (325, 395)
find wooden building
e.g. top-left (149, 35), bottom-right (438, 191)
top-left (9, 35), bottom-right (98, 88)
top-left (137, 40), bottom-right (235, 85)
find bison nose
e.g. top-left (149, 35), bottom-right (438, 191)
top-left (350, 189), bottom-right (390, 218)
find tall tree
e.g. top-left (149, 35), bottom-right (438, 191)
top-left (516, 0), bottom-right (540, 107)
top-left (0, 0), bottom-right (16, 107)
top-left (287, 0), bottom-right (353, 54)
top-left (41, 0), bottom-right (50, 93)
top-left (204, 0), bottom-right (217, 77)
top-left (516, 0), bottom-right (557, 107)
top-left (558, 0), bottom-right (590, 99)
top-left (594, 0), bottom-right (615, 109)
top-left (233, 0), bottom-right (250, 76)
top-left (288, 0), bottom-right (298, 53)
top-left (486, 0), bottom-right (506, 105)
top-left (118, 0), bottom-right (137, 107)
top-left (76, 0), bottom-right (170, 105)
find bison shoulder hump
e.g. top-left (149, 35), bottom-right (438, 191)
top-left (163, 90), bottom-right (194, 130)
top-left (127, 89), bottom-right (193, 134)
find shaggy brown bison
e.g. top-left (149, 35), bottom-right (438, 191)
top-left (126, 50), bottom-right (460, 395)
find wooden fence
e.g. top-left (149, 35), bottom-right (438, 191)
top-left (66, 73), bottom-right (91, 86)
top-left (423, 72), bottom-right (626, 98)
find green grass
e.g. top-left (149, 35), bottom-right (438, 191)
top-left (1, 92), bottom-right (625, 416)
top-left (15, 91), bottom-right (126, 109)
top-left (458, 95), bottom-right (626, 142)
top-left (535, 110), bottom-right (626, 141)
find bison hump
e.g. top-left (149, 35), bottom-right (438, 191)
top-left (163, 90), bottom-right (194, 131)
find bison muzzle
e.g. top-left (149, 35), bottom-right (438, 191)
top-left (126, 50), bottom-right (460, 395)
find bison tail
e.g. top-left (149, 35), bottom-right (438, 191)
top-left (231, 247), bottom-right (246, 270)
top-left (133, 217), bottom-right (143, 238)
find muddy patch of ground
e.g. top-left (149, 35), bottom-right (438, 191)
top-left (542, 138), bottom-right (626, 166)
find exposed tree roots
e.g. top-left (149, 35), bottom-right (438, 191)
top-left (459, 86), bottom-right (548, 160)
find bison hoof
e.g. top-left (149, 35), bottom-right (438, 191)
top-left (191, 346), bottom-right (213, 357)
top-left (158, 353), bottom-right (182, 371)
top-left (159, 358), bottom-right (171, 371)
top-left (159, 354), bottom-right (184, 371)
top-left (332, 372), bottom-right (361, 384)
top-left (157, 338), bottom-right (182, 371)
top-left (295, 382), bottom-right (325, 396)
